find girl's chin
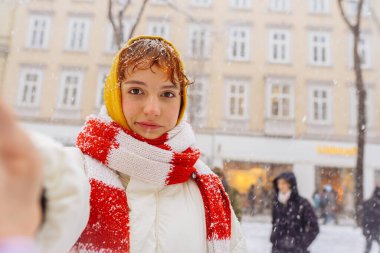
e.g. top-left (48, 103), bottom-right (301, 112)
top-left (140, 133), bottom-right (161, 139)
top-left (131, 124), bottom-right (168, 140)
top-left (134, 129), bottom-right (164, 140)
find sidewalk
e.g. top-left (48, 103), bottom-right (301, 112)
top-left (241, 215), bottom-right (378, 253)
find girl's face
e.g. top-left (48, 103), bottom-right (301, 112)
top-left (277, 178), bottom-right (291, 194)
top-left (121, 65), bottom-right (181, 139)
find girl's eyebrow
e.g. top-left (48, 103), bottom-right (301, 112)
top-left (123, 80), bottom-right (179, 90)
top-left (123, 80), bottom-right (146, 86)
top-left (161, 84), bottom-right (179, 90)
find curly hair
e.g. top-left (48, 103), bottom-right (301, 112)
top-left (118, 38), bottom-right (191, 91)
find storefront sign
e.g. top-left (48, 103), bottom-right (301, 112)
top-left (316, 146), bottom-right (357, 156)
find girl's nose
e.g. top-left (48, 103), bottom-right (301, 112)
top-left (143, 96), bottom-right (160, 116)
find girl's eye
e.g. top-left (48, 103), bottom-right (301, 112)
top-left (129, 88), bottom-right (143, 95)
top-left (161, 91), bottom-right (176, 98)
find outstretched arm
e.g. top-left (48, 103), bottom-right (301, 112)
top-left (0, 103), bottom-right (42, 252)
top-left (0, 103), bottom-right (91, 252)
top-left (0, 103), bottom-right (43, 238)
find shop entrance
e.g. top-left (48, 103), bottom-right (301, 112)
top-left (315, 167), bottom-right (354, 215)
top-left (223, 161), bottom-right (292, 215)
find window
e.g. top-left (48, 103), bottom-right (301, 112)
top-left (191, 0), bottom-right (212, 7)
top-left (309, 86), bottom-right (332, 124)
top-left (228, 26), bottom-right (250, 61)
top-left (308, 31), bottom-right (331, 66)
top-left (269, 0), bottom-right (290, 12)
top-left (188, 77), bottom-right (208, 118)
top-left (349, 87), bottom-right (373, 127)
top-left (348, 0), bottom-right (370, 17)
top-left (150, 0), bottom-right (167, 4)
top-left (17, 67), bottom-right (43, 107)
top-left (268, 28), bottom-right (291, 63)
top-left (57, 70), bottom-right (83, 109)
top-left (147, 21), bottom-right (170, 39)
top-left (117, 0), bottom-right (128, 5)
top-left (266, 78), bottom-right (293, 119)
top-left (225, 79), bottom-right (249, 119)
top-left (96, 67), bottom-right (109, 108)
top-left (309, 0), bottom-right (329, 13)
top-left (65, 17), bottom-right (90, 51)
top-left (349, 34), bottom-right (371, 69)
top-left (230, 0), bottom-right (251, 9)
top-left (26, 14), bottom-right (51, 49)
top-left (188, 24), bottom-right (211, 59)
top-left (106, 20), bottom-right (131, 52)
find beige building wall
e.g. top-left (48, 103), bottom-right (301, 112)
top-left (1, 0), bottom-right (380, 142)
top-left (1, 0), bottom-right (380, 202)
top-left (3, 0), bottom-right (111, 121)
top-left (0, 1), bottom-right (17, 95)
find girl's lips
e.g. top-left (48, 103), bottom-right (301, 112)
top-left (136, 122), bottom-right (161, 130)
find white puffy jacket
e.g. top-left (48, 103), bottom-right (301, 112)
top-left (30, 132), bottom-right (90, 253)
top-left (33, 133), bottom-right (247, 253)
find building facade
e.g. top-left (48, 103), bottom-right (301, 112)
top-left (1, 0), bottom-right (380, 215)
top-left (0, 1), bottom-right (17, 93)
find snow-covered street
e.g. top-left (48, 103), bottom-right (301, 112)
top-left (241, 216), bottom-right (380, 253)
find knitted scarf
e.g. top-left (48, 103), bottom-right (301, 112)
top-left (72, 111), bottom-right (232, 253)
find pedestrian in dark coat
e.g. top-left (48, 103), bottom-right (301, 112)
top-left (247, 184), bottom-right (256, 216)
top-left (362, 186), bottom-right (380, 253)
top-left (270, 172), bottom-right (320, 253)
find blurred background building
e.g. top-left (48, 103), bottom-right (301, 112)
top-left (1, 0), bottom-right (380, 216)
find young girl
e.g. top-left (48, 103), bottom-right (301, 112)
top-left (35, 36), bottom-right (246, 253)
top-left (19, 36), bottom-right (246, 253)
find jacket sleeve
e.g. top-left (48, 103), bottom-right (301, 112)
top-left (29, 132), bottom-right (90, 253)
top-left (301, 199), bottom-right (319, 248)
top-left (230, 209), bottom-right (247, 253)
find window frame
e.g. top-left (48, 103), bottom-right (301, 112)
top-left (188, 23), bottom-right (212, 59)
top-left (308, 31), bottom-right (331, 66)
top-left (308, 0), bottom-right (330, 14)
top-left (266, 77), bottom-right (294, 119)
top-left (187, 76), bottom-right (209, 119)
top-left (308, 85), bottom-right (332, 124)
top-left (269, 0), bottom-right (291, 12)
top-left (348, 33), bottom-right (371, 69)
top-left (17, 67), bottom-right (44, 108)
top-left (347, 0), bottom-right (370, 17)
top-left (268, 28), bottom-right (291, 64)
top-left (57, 70), bottom-right (84, 110)
top-left (225, 79), bottom-right (249, 120)
top-left (228, 25), bottom-right (251, 62)
top-left (190, 0), bottom-right (213, 8)
top-left (230, 0), bottom-right (252, 9)
top-left (96, 67), bottom-right (109, 108)
top-left (65, 17), bottom-right (91, 52)
top-left (147, 20), bottom-right (170, 39)
top-left (349, 86), bottom-right (373, 127)
top-left (106, 19), bottom-right (131, 53)
top-left (150, 0), bottom-right (168, 5)
top-left (26, 14), bottom-right (52, 49)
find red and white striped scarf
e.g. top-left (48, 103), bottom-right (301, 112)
top-left (72, 111), bottom-right (231, 253)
